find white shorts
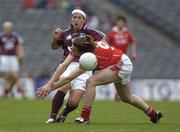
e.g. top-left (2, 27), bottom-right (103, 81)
top-left (0, 55), bottom-right (19, 73)
top-left (61, 62), bottom-right (92, 91)
top-left (118, 54), bottom-right (133, 85)
top-left (110, 54), bottom-right (133, 85)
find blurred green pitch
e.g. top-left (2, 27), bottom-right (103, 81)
top-left (0, 99), bottom-right (179, 132)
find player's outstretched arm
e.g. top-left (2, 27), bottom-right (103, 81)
top-left (36, 54), bottom-right (74, 99)
top-left (53, 67), bottom-right (86, 90)
top-left (49, 54), bottom-right (74, 83)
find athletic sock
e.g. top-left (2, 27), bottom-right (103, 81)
top-left (50, 90), bottom-right (66, 120)
top-left (62, 104), bottom-right (78, 116)
top-left (80, 105), bottom-right (92, 121)
top-left (145, 106), bottom-right (157, 120)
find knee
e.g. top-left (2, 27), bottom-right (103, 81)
top-left (67, 100), bottom-right (79, 109)
top-left (121, 96), bottom-right (134, 104)
top-left (68, 97), bottom-right (79, 108)
top-left (86, 78), bottom-right (95, 87)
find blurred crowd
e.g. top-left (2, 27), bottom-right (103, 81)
top-left (22, 0), bottom-right (89, 11)
top-left (22, 0), bottom-right (117, 32)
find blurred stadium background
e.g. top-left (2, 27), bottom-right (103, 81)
top-left (0, 0), bottom-right (180, 131)
top-left (0, 0), bottom-right (180, 100)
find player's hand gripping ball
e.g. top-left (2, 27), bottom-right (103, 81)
top-left (79, 52), bottom-right (98, 71)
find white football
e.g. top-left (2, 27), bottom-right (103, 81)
top-left (79, 52), bottom-right (98, 71)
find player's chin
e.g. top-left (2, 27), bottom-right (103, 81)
top-left (73, 25), bottom-right (80, 30)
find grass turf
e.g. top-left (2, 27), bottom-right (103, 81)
top-left (0, 99), bottom-right (179, 132)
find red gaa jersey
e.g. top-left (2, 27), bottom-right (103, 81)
top-left (107, 27), bottom-right (135, 53)
top-left (95, 41), bottom-right (123, 70)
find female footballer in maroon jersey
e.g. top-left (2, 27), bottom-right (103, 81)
top-left (36, 35), bottom-right (163, 124)
top-left (0, 21), bottom-right (24, 98)
top-left (46, 8), bottom-right (106, 123)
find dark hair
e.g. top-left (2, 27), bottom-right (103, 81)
top-left (72, 35), bottom-right (96, 54)
top-left (116, 15), bottom-right (127, 23)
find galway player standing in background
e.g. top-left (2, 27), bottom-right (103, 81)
top-left (107, 15), bottom-right (137, 100)
top-left (46, 8), bottom-right (106, 123)
top-left (0, 21), bottom-right (24, 98)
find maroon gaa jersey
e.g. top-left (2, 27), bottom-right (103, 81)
top-left (56, 25), bottom-right (105, 61)
top-left (0, 32), bottom-right (19, 56)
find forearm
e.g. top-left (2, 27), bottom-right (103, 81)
top-left (52, 77), bottom-right (70, 90)
top-left (48, 54), bottom-right (75, 86)
top-left (48, 64), bottom-right (68, 85)
top-left (17, 51), bottom-right (24, 59)
top-left (52, 67), bottom-right (86, 91)
top-left (51, 38), bottom-right (60, 49)
top-left (19, 47), bottom-right (24, 59)
top-left (16, 45), bottom-right (24, 59)
top-left (131, 43), bottom-right (136, 54)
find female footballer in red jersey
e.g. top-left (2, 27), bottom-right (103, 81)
top-left (36, 35), bottom-right (163, 124)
